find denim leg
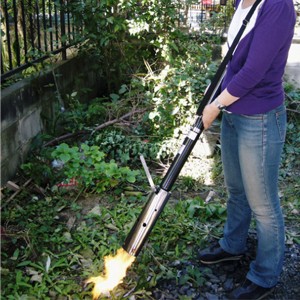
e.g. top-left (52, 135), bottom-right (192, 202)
top-left (240, 107), bottom-right (286, 288)
top-left (219, 112), bottom-right (252, 254)
top-left (220, 105), bottom-right (286, 288)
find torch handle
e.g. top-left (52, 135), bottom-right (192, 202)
top-left (160, 115), bottom-right (204, 191)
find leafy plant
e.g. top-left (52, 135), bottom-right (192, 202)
top-left (92, 129), bottom-right (175, 166)
top-left (51, 143), bottom-right (140, 193)
top-left (280, 84), bottom-right (300, 181)
top-left (139, 38), bottom-right (219, 139)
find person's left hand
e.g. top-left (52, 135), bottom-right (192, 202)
top-left (202, 102), bottom-right (220, 129)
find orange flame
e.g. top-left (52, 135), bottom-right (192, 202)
top-left (86, 248), bottom-right (135, 299)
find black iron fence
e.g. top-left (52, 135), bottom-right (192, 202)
top-left (1, 0), bottom-right (79, 82)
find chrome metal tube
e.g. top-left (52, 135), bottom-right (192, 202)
top-left (123, 188), bottom-right (171, 257)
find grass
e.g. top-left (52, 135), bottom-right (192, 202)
top-left (2, 143), bottom-right (299, 299)
top-left (1, 179), bottom-right (226, 299)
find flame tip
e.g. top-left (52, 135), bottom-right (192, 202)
top-left (86, 247), bottom-right (135, 298)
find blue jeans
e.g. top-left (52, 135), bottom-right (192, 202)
top-left (219, 104), bottom-right (286, 288)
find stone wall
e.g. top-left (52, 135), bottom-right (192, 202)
top-left (1, 56), bottom-right (105, 186)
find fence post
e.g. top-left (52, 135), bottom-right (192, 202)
top-left (60, 0), bottom-right (67, 60)
top-left (3, 0), bottom-right (13, 70)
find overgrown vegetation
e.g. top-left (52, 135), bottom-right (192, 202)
top-left (1, 1), bottom-right (300, 299)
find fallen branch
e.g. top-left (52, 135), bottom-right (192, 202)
top-left (43, 131), bottom-right (88, 147)
top-left (94, 108), bottom-right (146, 131)
top-left (43, 108), bottom-right (147, 147)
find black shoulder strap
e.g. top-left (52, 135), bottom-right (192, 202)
top-left (197, 0), bottom-right (263, 115)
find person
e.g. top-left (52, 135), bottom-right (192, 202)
top-left (199, 0), bottom-right (296, 299)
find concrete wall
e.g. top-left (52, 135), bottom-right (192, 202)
top-left (1, 56), bottom-right (105, 186)
top-left (285, 38), bottom-right (300, 89)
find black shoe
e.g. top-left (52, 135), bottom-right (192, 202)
top-left (198, 243), bottom-right (243, 264)
top-left (228, 279), bottom-right (274, 300)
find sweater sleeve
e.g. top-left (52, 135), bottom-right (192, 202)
top-left (227, 0), bottom-right (295, 98)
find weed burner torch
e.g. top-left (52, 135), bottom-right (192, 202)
top-left (122, 0), bottom-right (263, 256)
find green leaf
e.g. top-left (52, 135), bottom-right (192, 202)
top-left (119, 84), bottom-right (127, 94)
top-left (59, 153), bottom-right (71, 162)
top-left (16, 260), bottom-right (31, 267)
top-left (110, 93), bottom-right (119, 102)
top-left (126, 175), bottom-right (136, 183)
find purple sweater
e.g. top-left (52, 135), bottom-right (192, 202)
top-left (222, 0), bottom-right (296, 114)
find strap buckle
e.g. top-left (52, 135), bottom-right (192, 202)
top-left (243, 19), bottom-right (249, 26)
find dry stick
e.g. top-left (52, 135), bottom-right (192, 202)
top-left (52, 68), bottom-right (65, 110)
top-left (1, 179), bottom-right (32, 210)
top-left (93, 109), bottom-right (145, 131)
top-left (43, 108), bottom-right (147, 147)
top-left (285, 93), bottom-right (300, 114)
top-left (287, 108), bottom-right (300, 114)
top-left (43, 131), bottom-right (88, 147)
